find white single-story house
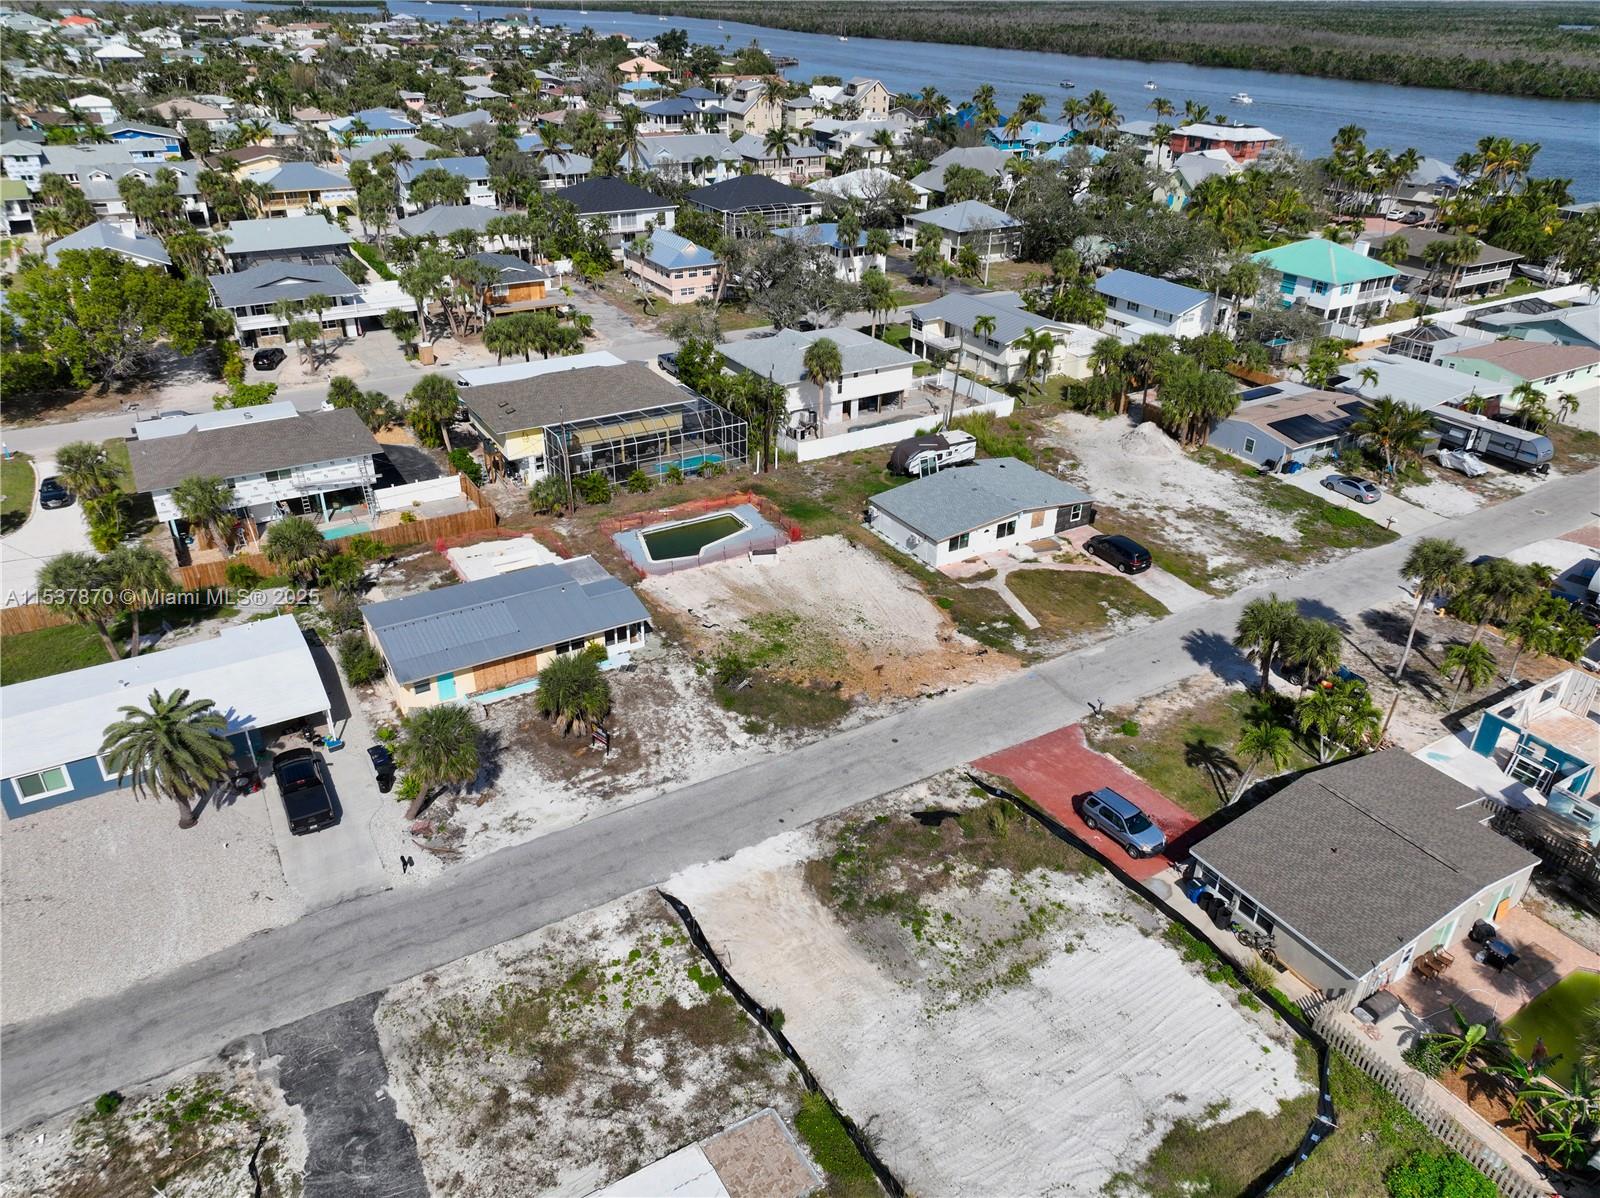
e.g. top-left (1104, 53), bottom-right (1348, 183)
top-left (1188, 751), bottom-right (1539, 1009)
top-left (867, 457), bottom-right (1095, 569)
top-left (0, 616), bottom-right (332, 818)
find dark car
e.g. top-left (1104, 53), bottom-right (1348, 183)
top-left (657, 350), bottom-right (680, 378)
top-left (38, 476), bottom-right (73, 509)
top-left (1084, 534), bottom-right (1152, 574)
top-left (273, 747), bottom-right (337, 834)
top-left (253, 347), bottom-right (286, 371)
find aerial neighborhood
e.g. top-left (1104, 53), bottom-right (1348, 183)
top-left (1, 4), bottom-right (1599, 1197)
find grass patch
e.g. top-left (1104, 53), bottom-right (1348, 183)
top-left (1275, 1051), bottom-right (1445, 1198)
top-left (1110, 1090), bottom-right (1319, 1198)
top-left (1, 450), bottom-right (34, 534)
top-left (1548, 419), bottom-right (1600, 467)
top-left (351, 241), bottom-right (396, 281)
top-left (753, 460), bottom-right (908, 539)
top-left (0, 621), bottom-right (112, 684)
top-left (1089, 689), bottom-right (1314, 818)
top-left (881, 322), bottom-right (910, 349)
top-left (948, 411), bottom-right (1034, 462)
top-left (715, 674), bottom-right (851, 730)
top-left (794, 1092), bottom-right (878, 1197)
top-left (1006, 570), bottom-right (1167, 639)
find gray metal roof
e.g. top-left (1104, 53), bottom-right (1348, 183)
top-left (127, 408), bottom-right (380, 493)
top-left (396, 204), bottom-right (497, 238)
top-left (910, 291), bottom-right (1065, 346)
top-left (259, 162), bottom-right (352, 193)
top-left (869, 458), bottom-right (1092, 542)
top-left (909, 199), bottom-right (1021, 234)
top-left (1095, 268), bottom-right (1209, 315)
top-left (720, 327), bottom-right (914, 386)
top-left (362, 558), bottom-right (649, 684)
top-left (45, 219), bottom-right (171, 266)
top-left (1190, 751), bottom-right (1538, 978)
top-left (395, 155), bottom-right (489, 184)
top-left (220, 215), bottom-right (351, 257)
top-left (460, 360), bottom-right (694, 437)
top-left (468, 251), bottom-right (552, 285)
top-left (208, 261), bottom-right (359, 310)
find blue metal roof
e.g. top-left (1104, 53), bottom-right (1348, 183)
top-left (636, 228), bottom-right (718, 270)
top-left (1094, 268), bottom-right (1210, 315)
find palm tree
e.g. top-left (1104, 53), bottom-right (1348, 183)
top-left (104, 545), bottom-right (175, 657)
top-left (1283, 617), bottom-right (1342, 693)
top-left (100, 688), bottom-right (232, 829)
top-left (1393, 537), bottom-right (1466, 680)
top-left (407, 372), bottom-right (461, 450)
top-left (54, 440), bottom-right (122, 501)
top-left (1231, 716), bottom-right (1294, 803)
top-left (171, 475), bottom-right (238, 554)
top-left (1356, 366), bottom-right (1380, 393)
top-left (396, 703), bottom-right (481, 820)
top-left (1442, 640), bottom-right (1497, 696)
top-left (802, 337), bottom-right (843, 415)
top-left (1234, 595), bottom-right (1301, 696)
top-left (1504, 602), bottom-right (1561, 682)
top-left (762, 124), bottom-right (794, 165)
top-left (535, 644), bottom-right (612, 737)
top-left (1014, 327), bottom-right (1056, 397)
top-left (860, 267), bottom-right (894, 339)
top-left (1351, 396), bottom-right (1431, 487)
top-left (263, 516), bottom-right (328, 585)
top-left (1508, 381), bottom-right (1553, 432)
top-left (1462, 557), bottom-right (1540, 646)
top-left (38, 551), bottom-right (124, 660)
top-left (1060, 96), bottom-right (1087, 131)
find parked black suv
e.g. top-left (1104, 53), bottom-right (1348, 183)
top-left (274, 748), bottom-right (337, 834)
top-left (1084, 534), bottom-right (1153, 574)
top-left (253, 347), bottom-right (287, 371)
top-left (38, 476), bottom-right (74, 509)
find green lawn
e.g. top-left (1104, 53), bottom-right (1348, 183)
top-left (1089, 688), bottom-right (1316, 818)
top-left (1006, 570), bottom-right (1167, 640)
top-left (1503, 970), bottom-right (1600, 1089)
top-left (1, 451), bottom-right (34, 534)
top-left (351, 241), bottom-right (396, 281)
top-left (0, 622), bottom-right (112, 684)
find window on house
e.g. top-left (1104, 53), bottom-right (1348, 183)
top-left (1243, 436), bottom-right (1257, 455)
top-left (1068, 503), bottom-right (1084, 523)
top-left (97, 754), bottom-right (123, 782)
top-left (996, 519), bottom-right (1018, 539)
top-left (947, 532), bottom-right (970, 552)
top-left (13, 765), bottom-right (71, 801)
top-left (413, 679), bottom-right (432, 694)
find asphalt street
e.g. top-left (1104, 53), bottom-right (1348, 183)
top-left (3, 469), bottom-right (1594, 1131)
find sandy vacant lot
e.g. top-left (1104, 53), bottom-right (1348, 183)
top-left (1, 787), bottom-right (302, 1025)
top-left (376, 889), bottom-right (807, 1198)
top-left (665, 777), bottom-right (1310, 1196)
top-left (641, 534), bottom-right (1012, 699)
top-left (1, 1052), bottom-right (305, 1197)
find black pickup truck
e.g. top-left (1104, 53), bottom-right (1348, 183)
top-left (274, 748), bottom-right (337, 834)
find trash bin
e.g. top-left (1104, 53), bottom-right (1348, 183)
top-left (377, 772), bottom-right (395, 794)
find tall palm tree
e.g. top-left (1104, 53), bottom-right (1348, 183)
top-left (171, 475), bottom-right (238, 554)
top-left (802, 337), bottom-right (843, 415)
top-left (1393, 537), bottom-right (1467, 680)
top-left (1554, 392), bottom-right (1580, 425)
top-left (1442, 640), bottom-right (1497, 696)
top-left (1059, 96), bottom-right (1087, 132)
top-left (1351, 396), bottom-right (1431, 487)
top-left (1014, 327), bottom-right (1056, 397)
top-left (408, 372), bottom-right (461, 451)
top-left (263, 515), bottom-right (328, 585)
top-left (1283, 617), bottom-right (1342, 693)
top-left (38, 551), bottom-right (124, 660)
top-left (100, 688), bottom-right (232, 829)
top-left (396, 703), bottom-right (481, 820)
top-left (1508, 381), bottom-right (1554, 432)
top-left (1234, 594), bottom-right (1301, 696)
top-left (104, 545), bottom-right (175, 657)
top-left (1231, 716), bottom-right (1294, 803)
top-left (968, 313), bottom-right (998, 402)
top-left (54, 441), bottom-right (122, 501)
top-left (1462, 558), bottom-right (1540, 647)
top-left (762, 124), bottom-right (794, 165)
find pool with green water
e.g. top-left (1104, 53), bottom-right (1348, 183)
top-left (1503, 969), bottom-right (1599, 1088)
top-left (641, 512), bottom-right (746, 561)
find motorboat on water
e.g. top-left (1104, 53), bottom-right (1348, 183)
top-left (1231, 91), bottom-right (1254, 104)
top-left (1144, 80), bottom-right (1157, 90)
top-left (1060, 80), bottom-right (1075, 88)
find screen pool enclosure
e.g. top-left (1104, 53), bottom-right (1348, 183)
top-left (546, 394), bottom-right (748, 487)
top-left (642, 512), bottom-right (747, 562)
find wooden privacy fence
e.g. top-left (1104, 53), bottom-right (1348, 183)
top-left (1, 604), bottom-right (71, 634)
top-left (1314, 1014), bottom-right (1550, 1198)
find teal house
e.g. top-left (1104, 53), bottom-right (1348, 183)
top-left (1251, 239), bottom-right (1399, 333)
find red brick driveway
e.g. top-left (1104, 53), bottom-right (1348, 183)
top-left (974, 725), bottom-right (1201, 881)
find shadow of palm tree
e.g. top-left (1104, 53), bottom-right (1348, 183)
top-left (1184, 736), bottom-right (1239, 807)
top-left (1181, 628), bottom-right (1255, 686)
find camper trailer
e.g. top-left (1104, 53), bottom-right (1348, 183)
top-left (1429, 408), bottom-right (1553, 472)
top-left (888, 430), bottom-right (977, 477)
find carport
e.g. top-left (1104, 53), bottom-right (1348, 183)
top-left (974, 724), bottom-right (1200, 881)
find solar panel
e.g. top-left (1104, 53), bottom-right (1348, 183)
top-left (1268, 414), bottom-right (1346, 444)
top-left (1240, 385), bottom-right (1282, 401)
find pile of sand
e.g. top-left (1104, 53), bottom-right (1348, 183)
top-left (1118, 419), bottom-right (1183, 461)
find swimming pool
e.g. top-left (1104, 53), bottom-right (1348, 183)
top-left (649, 453), bottom-right (723, 476)
top-left (322, 520), bottom-right (373, 540)
top-left (641, 512), bottom-right (748, 562)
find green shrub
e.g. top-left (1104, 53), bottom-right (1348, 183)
top-left (447, 448), bottom-right (484, 485)
top-left (1244, 956), bottom-right (1277, 992)
top-left (702, 460), bottom-right (726, 478)
top-left (949, 412), bottom-right (1034, 463)
top-left (338, 632), bottom-right (386, 685)
top-left (1401, 1039), bottom-right (1448, 1079)
top-left (219, 340), bottom-right (244, 385)
top-left (375, 725), bottom-right (397, 744)
top-left (664, 464), bottom-right (686, 486)
top-left (624, 469), bottom-right (652, 493)
top-left (396, 773), bottom-right (422, 804)
top-left (712, 647), bottom-right (749, 687)
top-left (575, 471), bottom-right (612, 505)
top-left (769, 1006), bottom-right (785, 1030)
top-left (224, 561), bottom-right (264, 592)
top-left (794, 1092), bottom-right (876, 1186)
top-left (1117, 719), bottom-right (1140, 737)
top-left (1385, 1152), bottom-right (1495, 1198)
top-left (399, 511), bottom-right (417, 524)
top-left (528, 477), bottom-right (568, 515)
top-left (94, 1091), bottom-right (124, 1117)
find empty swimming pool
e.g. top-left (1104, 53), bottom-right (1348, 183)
top-left (641, 512), bottom-right (747, 562)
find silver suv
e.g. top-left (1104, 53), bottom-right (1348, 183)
top-left (1081, 787), bottom-right (1167, 858)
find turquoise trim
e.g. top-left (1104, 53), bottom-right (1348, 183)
top-left (437, 672), bottom-right (457, 700)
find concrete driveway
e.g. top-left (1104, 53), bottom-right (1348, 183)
top-left (262, 646), bottom-right (388, 909)
top-left (1280, 467), bottom-right (1439, 536)
top-left (1059, 526), bottom-right (1212, 612)
top-left (0, 456), bottom-right (94, 607)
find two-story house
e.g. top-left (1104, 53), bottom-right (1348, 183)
top-left (720, 327), bottom-right (919, 436)
top-left (395, 155), bottom-right (494, 213)
top-left (1095, 269), bottom-right (1218, 338)
top-left (685, 174), bottom-right (823, 240)
top-left (635, 133), bottom-right (741, 186)
top-left (719, 81), bottom-right (783, 138)
top-left (1251, 239), bottom-right (1399, 335)
top-left (328, 107), bottom-right (417, 142)
top-left (810, 77), bottom-right (891, 119)
top-left (904, 200), bottom-right (1022, 267)
top-left (0, 139), bottom-right (46, 185)
top-left (255, 162), bottom-right (356, 218)
top-left (219, 214), bottom-right (352, 271)
top-left (772, 223), bottom-right (883, 282)
top-left (127, 403), bottom-right (382, 540)
top-left (208, 261), bottom-right (413, 347)
top-left (1359, 227), bottom-right (1523, 302)
top-left (623, 229), bottom-right (720, 305)
top-left (1167, 122), bottom-right (1281, 164)
top-left (552, 176), bottom-right (675, 252)
top-left (909, 291), bottom-right (1098, 384)
top-left (984, 119), bottom-right (1074, 159)
top-left (104, 122), bottom-right (183, 160)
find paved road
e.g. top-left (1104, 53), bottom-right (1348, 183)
top-left (2, 470), bottom-right (1595, 1132)
top-left (0, 455), bottom-right (95, 606)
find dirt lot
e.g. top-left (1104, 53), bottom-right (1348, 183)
top-left (1, 1052), bottom-right (306, 1197)
top-left (664, 774), bottom-right (1312, 1196)
top-left (640, 534), bottom-right (1014, 700)
top-left (374, 889), bottom-right (806, 1197)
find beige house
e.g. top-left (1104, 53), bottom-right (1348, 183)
top-left (721, 81), bottom-right (783, 138)
top-left (623, 228), bottom-right (720, 305)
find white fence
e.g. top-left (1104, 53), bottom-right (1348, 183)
top-left (779, 370), bottom-right (1016, 463)
top-left (371, 474), bottom-right (465, 512)
top-left (1314, 1014), bottom-right (1550, 1198)
top-left (1355, 282), bottom-right (1598, 345)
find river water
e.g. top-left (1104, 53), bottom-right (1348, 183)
top-left (148, 0), bottom-right (1600, 196)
